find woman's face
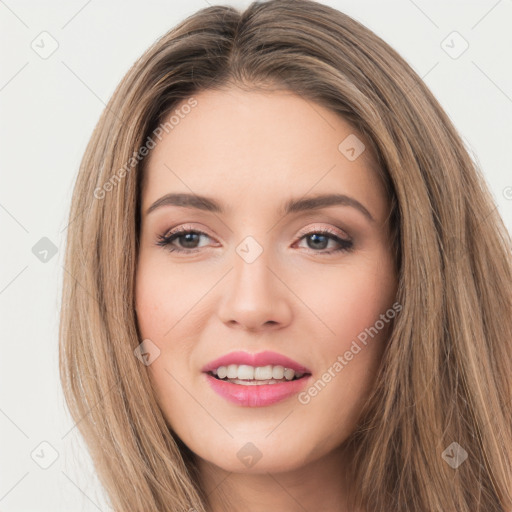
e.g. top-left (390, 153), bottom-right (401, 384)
top-left (135, 86), bottom-right (398, 474)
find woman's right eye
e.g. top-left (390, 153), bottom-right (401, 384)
top-left (156, 228), bottom-right (212, 253)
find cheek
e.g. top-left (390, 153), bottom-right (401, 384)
top-left (134, 255), bottom-right (208, 401)
top-left (135, 264), bottom-right (188, 421)
top-left (135, 286), bottom-right (166, 346)
top-left (134, 261), bottom-right (189, 399)
top-left (135, 254), bottom-right (192, 340)
top-left (294, 254), bottom-right (396, 429)
top-left (301, 253), bottom-right (396, 344)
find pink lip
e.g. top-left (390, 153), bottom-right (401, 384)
top-left (202, 350), bottom-right (312, 407)
top-left (201, 350), bottom-right (311, 374)
top-left (204, 373), bottom-right (312, 407)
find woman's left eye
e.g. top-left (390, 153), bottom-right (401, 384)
top-left (156, 227), bottom-right (353, 255)
top-left (295, 230), bottom-right (353, 254)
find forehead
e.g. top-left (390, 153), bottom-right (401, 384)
top-left (141, 87), bottom-right (387, 221)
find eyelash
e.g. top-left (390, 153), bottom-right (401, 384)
top-left (156, 225), bottom-right (354, 255)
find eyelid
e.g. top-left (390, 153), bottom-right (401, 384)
top-left (161, 222), bottom-right (351, 243)
top-left (161, 223), bottom-right (213, 239)
top-left (295, 223), bottom-right (351, 241)
top-left (157, 222), bottom-right (353, 255)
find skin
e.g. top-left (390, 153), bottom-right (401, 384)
top-left (135, 86), bottom-right (398, 512)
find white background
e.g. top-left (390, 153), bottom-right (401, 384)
top-left (1, 0), bottom-right (511, 510)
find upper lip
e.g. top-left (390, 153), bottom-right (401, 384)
top-left (202, 350), bottom-right (311, 374)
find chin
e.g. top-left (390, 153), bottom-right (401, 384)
top-left (193, 435), bottom-right (320, 475)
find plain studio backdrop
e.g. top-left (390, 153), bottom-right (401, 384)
top-left (0, 0), bottom-right (511, 510)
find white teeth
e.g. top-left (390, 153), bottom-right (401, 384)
top-left (225, 379), bottom-right (286, 386)
top-left (211, 364), bottom-right (305, 381)
top-left (226, 364), bottom-right (238, 379)
top-left (272, 365), bottom-right (285, 379)
top-left (254, 365), bottom-right (273, 380)
top-left (237, 365), bottom-right (254, 380)
top-left (284, 368), bottom-right (295, 380)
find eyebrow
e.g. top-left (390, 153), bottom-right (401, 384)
top-left (145, 192), bottom-right (375, 222)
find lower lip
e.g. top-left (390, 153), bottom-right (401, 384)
top-left (204, 373), bottom-right (311, 407)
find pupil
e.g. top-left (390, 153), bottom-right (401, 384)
top-left (181, 233), bottom-right (198, 248)
top-left (309, 234), bottom-right (328, 250)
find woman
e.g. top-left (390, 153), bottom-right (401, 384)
top-left (59, 1), bottom-right (512, 510)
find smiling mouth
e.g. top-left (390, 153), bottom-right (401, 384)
top-left (207, 364), bottom-right (311, 385)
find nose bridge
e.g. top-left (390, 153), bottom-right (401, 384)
top-left (216, 234), bottom-right (292, 330)
top-left (234, 237), bottom-right (273, 292)
top-left (231, 235), bottom-right (277, 306)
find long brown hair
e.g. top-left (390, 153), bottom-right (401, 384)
top-left (59, 1), bottom-right (512, 510)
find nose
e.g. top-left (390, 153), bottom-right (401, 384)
top-left (216, 247), bottom-right (293, 332)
